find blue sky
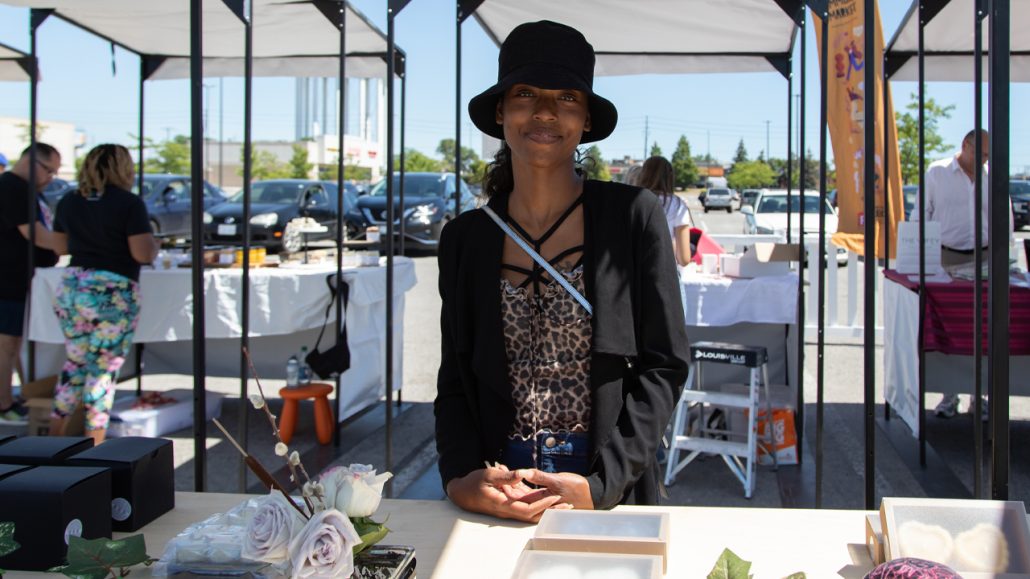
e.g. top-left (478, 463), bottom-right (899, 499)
top-left (1, 0), bottom-right (1027, 173)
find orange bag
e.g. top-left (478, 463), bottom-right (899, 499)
top-left (756, 408), bottom-right (798, 465)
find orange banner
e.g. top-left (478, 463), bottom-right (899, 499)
top-left (814, 0), bottom-right (903, 259)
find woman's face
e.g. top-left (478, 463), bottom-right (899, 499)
top-left (496, 83), bottom-right (591, 169)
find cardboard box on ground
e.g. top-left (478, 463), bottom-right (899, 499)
top-left (22, 375), bottom-right (85, 436)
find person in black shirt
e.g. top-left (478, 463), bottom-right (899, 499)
top-left (0, 143), bottom-right (64, 424)
top-left (49, 144), bottom-right (158, 443)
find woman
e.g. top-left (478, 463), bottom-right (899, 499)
top-left (638, 156), bottom-right (692, 267)
top-left (435, 21), bottom-right (689, 522)
top-left (49, 144), bottom-right (159, 444)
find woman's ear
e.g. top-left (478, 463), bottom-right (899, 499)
top-left (495, 99), bottom-right (504, 125)
top-left (583, 112), bottom-right (592, 133)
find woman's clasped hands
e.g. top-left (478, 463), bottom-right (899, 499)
top-left (445, 462), bottom-right (594, 523)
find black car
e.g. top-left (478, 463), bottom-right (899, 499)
top-left (352, 172), bottom-right (477, 249)
top-left (1011, 180), bottom-right (1030, 230)
top-left (903, 184), bottom-right (917, 221)
top-left (204, 179), bottom-right (358, 253)
top-left (132, 174), bottom-right (227, 238)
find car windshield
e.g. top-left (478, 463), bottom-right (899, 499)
top-left (231, 182), bottom-right (306, 204)
top-left (368, 174), bottom-right (449, 197)
top-left (1011, 181), bottom-right (1030, 196)
top-left (131, 178), bottom-right (159, 197)
top-left (708, 189), bottom-right (730, 197)
top-left (757, 195), bottom-right (832, 214)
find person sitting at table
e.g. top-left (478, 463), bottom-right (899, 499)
top-left (910, 129), bottom-right (1012, 419)
top-left (48, 144), bottom-right (159, 444)
top-left (435, 20), bottom-right (689, 523)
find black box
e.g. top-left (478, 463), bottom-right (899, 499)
top-left (0, 463), bottom-right (32, 480)
top-left (0, 465), bottom-right (112, 571)
top-left (0, 436), bottom-right (93, 466)
top-left (67, 437), bottom-right (175, 531)
top-left (0, 434), bottom-right (14, 447)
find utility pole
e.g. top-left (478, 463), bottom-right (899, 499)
top-left (643, 116), bottom-right (649, 160)
top-left (706, 130), bottom-right (710, 161)
top-left (218, 77), bottom-right (224, 188)
top-left (765, 120), bottom-right (771, 161)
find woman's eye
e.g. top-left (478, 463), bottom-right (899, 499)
top-left (515, 89), bottom-right (534, 97)
top-left (560, 93), bottom-right (577, 102)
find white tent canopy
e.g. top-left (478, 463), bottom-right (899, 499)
top-left (0, 0), bottom-right (401, 79)
top-left (885, 0), bottom-right (1030, 82)
top-left (471, 0), bottom-right (799, 77)
top-left (0, 41), bottom-right (30, 81)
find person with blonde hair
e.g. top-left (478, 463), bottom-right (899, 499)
top-left (638, 156), bottom-right (692, 266)
top-left (49, 144), bottom-right (158, 443)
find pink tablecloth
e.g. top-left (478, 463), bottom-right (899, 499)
top-left (883, 269), bottom-right (1030, 355)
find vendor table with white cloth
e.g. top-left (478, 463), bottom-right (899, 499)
top-left (883, 272), bottom-right (1030, 437)
top-left (4, 491), bottom-right (879, 578)
top-left (27, 258), bottom-right (417, 422)
top-left (682, 272), bottom-right (800, 393)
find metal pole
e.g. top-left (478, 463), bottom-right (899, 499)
top-left (26, 10), bottom-right (48, 383)
top-left (815, 5), bottom-right (828, 509)
top-left (972, 0), bottom-right (985, 500)
top-left (334, 0), bottom-right (348, 450)
top-left (399, 67), bottom-right (406, 256)
top-left (786, 49), bottom-right (798, 460)
top-left (862, 0), bottom-right (877, 510)
top-left (796, 5), bottom-right (807, 450)
top-left (987, 0), bottom-right (1010, 500)
top-left (384, 0), bottom-right (397, 495)
top-left (138, 58), bottom-right (147, 396)
top-left (917, 0), bottom-right (927, 467)
top-left (190, 0), bottom-right (207, 493)
top-left (883, 53), bottom-right (892, 423)
top-left (454, 0), bottom-right (462, 218)
top-left (219, 77), bottom-right (224, 188)
top-left (237, 0), bottom-right (254, 494)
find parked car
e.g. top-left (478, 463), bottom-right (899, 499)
top-left (203, 180), bottom-right (358, 253)
top-left (1010, 179), bottom-right (1030, 230)
top-left (352, 172), bottom-right (478, 249)
top-left (42, 178), bottom-right (77, 212)
top-left (740, 189), bottom-right (763, 209)
top-left (741, 189), bottom-right (847, 263)
top-left (131, 174), bottom-right (227, 239)
top-left (702, 187), bottom-right (734, 213)
top-left (903, 184), bottom-right (918, 221)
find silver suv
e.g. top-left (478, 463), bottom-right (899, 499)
top-left (702, 187), bottom-right (734, 213)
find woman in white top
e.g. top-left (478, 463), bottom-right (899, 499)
top-left (637, 156), bottom-right (692, 266)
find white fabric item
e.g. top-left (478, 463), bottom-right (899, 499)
top-left (147, 55), bottom-right (390, 81)
top-left (890, 55), bottom-right (1030, 83)
top-left (472, 0), bottom-right (795, 76)
top-left (0, 42), bottom-right (29, 82)
top-left (681, 272), bottom-right (798, 327)
top-left (908, 154), bottom-right (1012, 251)
top-left (661, 194), bottom-right (692, 241)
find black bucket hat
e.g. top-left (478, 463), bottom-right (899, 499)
top-left (468, 20), bottom-right (617, 144)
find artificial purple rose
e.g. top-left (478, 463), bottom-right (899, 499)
top-left (288, 509), bottom-right (361, 579)
top-left (865, 557), bottom-right (963, 579)
top-left (241, 492), bottom-right (304, 564)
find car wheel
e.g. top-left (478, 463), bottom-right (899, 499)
top-left (281, 222), bottom-right (303, 253)
top-left (703, 207), bottom-right (709, 213)
top-left (726, 207), bottom-right (732, 214)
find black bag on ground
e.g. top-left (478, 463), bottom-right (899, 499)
top-left (305, 274), bottom-right (351, 379)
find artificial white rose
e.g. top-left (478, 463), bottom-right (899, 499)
top-left (241, 491), bottom-right (304, 564)
top-left (319, 464), bottom-right (392, 518)
top-left (288, 509), bottom-right (360, 579)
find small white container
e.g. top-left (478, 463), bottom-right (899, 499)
top-left (510, 551), bottom-right (662, 579)
top-left (532, 510), bottom-right (670, 572)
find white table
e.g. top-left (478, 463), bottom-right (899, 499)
top-left (28, 258), bottom-right (417, 422)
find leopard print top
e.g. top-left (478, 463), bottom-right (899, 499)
top-left (501, 266), bottom-right (592, 440)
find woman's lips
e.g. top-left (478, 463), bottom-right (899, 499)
top-left (525, 128), bottom-right (561, 144)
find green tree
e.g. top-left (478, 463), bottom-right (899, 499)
top-left (240, 147), bottom-right (289, 180)
top-left (393, 149), bottom-right (442, 173)
top-left (650, 142), bottom-right (663, 157)
top-left (436, 138), bottom-right (481, 175)
top-left (581, 145), bottom-right (611, 181)
top-left (288, 143), bottom-right (313, 179)
top-left (318, 163), bottom-right (372, 183)
top-left (671, 135), bottom-right (699, 189)
top-left (896, 93), bottom-right (955, 184)
top-left (144, 135), bottom-right (191, 174)
top-left (726, 160), bottom-right (777, 190)
top-left (767, 152), bottom-right (820, 190)
top-left (733, 139), bottom-right (749, 164)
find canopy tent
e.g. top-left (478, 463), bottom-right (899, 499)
top-left (0, 40), bottom-right (31, 81)
top-left (884, 0), bottom-right (1030, 82)
top-left (470, 0), bottom-right (801, 77)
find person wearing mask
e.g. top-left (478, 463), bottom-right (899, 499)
top-left (48, 144), bottom-right (158, 444)
top-left (435, 21), bottom-right (689, 522)
top-left (0, 143), bottom-right (63, 424)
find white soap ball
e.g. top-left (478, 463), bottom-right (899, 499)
top-left (954, 522), bottom-right (1009, 573)
top-left (898, 521), bottom-right (954, 563)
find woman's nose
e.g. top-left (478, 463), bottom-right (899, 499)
top-left (532, 96), bottom-right (558, 120)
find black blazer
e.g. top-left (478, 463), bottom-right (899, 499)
top-left (434, 180), bottom-right (690, 509)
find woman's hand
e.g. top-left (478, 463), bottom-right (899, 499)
top-left (446, 465), bottom-right (569, 523)
top-left (516, 469), bottom-right (594, 510)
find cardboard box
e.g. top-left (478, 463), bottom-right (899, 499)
top-left (25, 397), bottom-right (85, 436)
top-left (532, 510), bottom-right (670, 572)
top-left (67, 437), bottom-right (175, 531)
top-left (721, 243), bottom-right (799, 278)
top-left (0, 465), bottom-right (112, 571)
top-left (19, 375), bottom-right (58, 399)
top-left (866, 513), bottom-right (885, 566)
top-left (107, 389), bottom-right (224, 438)
top-left (0, 435), bottom-right (93, 466)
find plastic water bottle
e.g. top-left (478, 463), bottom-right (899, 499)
top-left (286, 356), bottom-right (300, 388)
top-left (298, 347), bottom-right (311, 384)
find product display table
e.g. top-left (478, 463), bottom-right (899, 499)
top-left (6, 492), bottom-right (879, 578)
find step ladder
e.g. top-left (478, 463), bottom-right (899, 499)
top-left (663, 341), bottom-right (778, 498)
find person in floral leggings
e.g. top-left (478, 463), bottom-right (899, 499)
top-left (49, 144), bottom-right (158, 444)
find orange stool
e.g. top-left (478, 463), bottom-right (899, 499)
top-left (278, 383), bottom-right (335, 445)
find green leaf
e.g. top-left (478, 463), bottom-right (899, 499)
top-left (0, 521), bottom-right (20, 558)
top-left (352, 522), bottom-right (390, 556)
top-left (784, 573), bottom-right (807, 579)
top-left (47, 563), bottom-right (107, 579)
top-left (68, 535), bottom-right (150, 569)
top-left (707, 548), bottom-right (752, 579)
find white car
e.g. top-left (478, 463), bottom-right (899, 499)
top-left (741, 189), bottom-right (847, 263)
top-left (702, 187), bottom-right (734, 213)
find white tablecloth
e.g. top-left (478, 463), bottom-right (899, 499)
top-left (28, 258), bottom-right (417, 422)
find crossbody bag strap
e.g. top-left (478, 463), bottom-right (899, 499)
top-left (482, 205), bottom-right (593, 316)
top-left (313, 273), bottom-right (346, 351)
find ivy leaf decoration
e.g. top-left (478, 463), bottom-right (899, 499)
top-left (350, 516), bottom-right (390, 556)
top-left (49, 535), bottom-right (154, 579)
top-left (0, 521), bottom-right (20, 558)
top-left (707, 548), bottom-right (753, 579)
top-left (784, 573), bottom-right (807, 578)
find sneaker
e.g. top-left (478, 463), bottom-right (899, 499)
top-left (934, 394), bottom-right (960, 419)
top-left (0, 402), bottom-right (28, 425)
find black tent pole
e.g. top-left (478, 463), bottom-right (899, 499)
top-left (454, 0), bottom-right (462, 218)
top-left (815, 3), bottom-right (828, 510)
top-left (26, 9), bottom-right (49, 384)
top-left (796, 4), bottom-right (807, 455)
top-left (190, 0), bottom-right (207, 493)
top-left (333, 0), bottom-right (347, 449)
top-left (137, 58), bottom-right (146, 397)
top-left (882, 55), bottom-right (891, 423)
top-left (917, 0), bottom-right (927, 467)
top-left (384, 0), bottom-right (402, 496)
top-left (399, 61), bottom-right (406, 258)
top-left (987, 0), bottom-right (1010, 501)
top-left (972, 0), bottom-right (985, 500)
top-left (787, 46), bottom-right (797, 461)
top-left (862, 0), bottom-right (877, 510)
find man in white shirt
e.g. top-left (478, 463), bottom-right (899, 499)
top-left (911, 129), bottom-right (1011, 418)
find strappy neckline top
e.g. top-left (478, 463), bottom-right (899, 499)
top-left (499, 193), bottom-right (586, 296)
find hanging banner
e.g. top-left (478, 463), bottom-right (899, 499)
top-left (814, 0), bottom-right (903, 259)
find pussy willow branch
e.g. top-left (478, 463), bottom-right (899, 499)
top-left (243, 346), bottom-right (316, 515)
